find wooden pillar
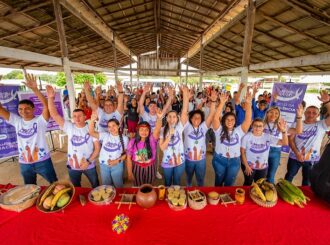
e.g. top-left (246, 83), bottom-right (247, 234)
top-left (112, 36), bottom-right (118, 82)
top-left (185, 53), bottom-right (189, 85)
top-left (199, 35), bottom-right (203, 91)
top-left (129, 53), bottom-right (133, 88)
top-left (53, 0), bottom-right (75, 115)
top-left (240, 0), bottom-right (256, 100)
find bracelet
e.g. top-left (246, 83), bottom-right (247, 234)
top-left (211, 100), bottom-right (217, 103)
top-left (296, 117), bottom-right (302, 119)
top-left (282, 131), bottom-right (287, 134)
top-left (323, 100), bottom-right (330, 106)
top-left (118, 92), bottom-right (124, 94)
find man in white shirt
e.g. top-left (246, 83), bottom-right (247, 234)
top-left (0, 74), bottom-right (57, 184)
top-left (285, 91), bottom-right (330, 186)
top-left (46, 85), bottom-right (100, 187)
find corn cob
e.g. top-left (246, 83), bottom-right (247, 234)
top-left (278, 182), bottom-right (305, 207)
top-left (278, 179), bottom-right (307, 203)
top-left (276, 184), bottom-right (294, 205)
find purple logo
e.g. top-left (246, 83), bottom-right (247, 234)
top-left (249, 141), bottom-right (270, 154)
top-left (103, 142), bottom-right (121, 152)
top-left (17, 123), bottom-right (37, 139)
top-left (264, 128), bottom-right (280, 137)
top-left (149, 119), bottom-right (156, 128)
top-left (297, 126), bottom-right (317, 140)
top-left (168, 132), bottom-right (180, 147)
top-left (99, 119), bottom-right (108, 128)
top-left (222, 134), bottom-right (239, 146)
top-left (188, 130), bottom-right (204, 141)
top-left (70, 134), bottom-right (91, 146)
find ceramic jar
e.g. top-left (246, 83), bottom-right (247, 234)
top-left (136, 184), bottom-right (157, 208)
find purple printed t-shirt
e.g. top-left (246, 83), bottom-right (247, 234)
top-left (127, 134), bottom-right (157, 165)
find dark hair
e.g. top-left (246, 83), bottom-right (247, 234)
top-left (73, 108), bottom-right (85, 114)
top-left (108, 119), bottom-right (125, 155)
top-left (188, 110), bottom-right (205, 125)
top-left (220, 112), bottom-right (236, 143)
top-left (149, 101), bottom-right (157, 106)
top-left (163, 111), bottom-right (179, 138)
top-left (135, 122), bottom-right (153, 160)
top-left (19, 99), bottom-right (34, 108)
top-left (259, 100), bottom-right (267, 105)
top-left (224, 104), bottom-right (234, 113)
top-left (252, 117), bottom-right (264, 125)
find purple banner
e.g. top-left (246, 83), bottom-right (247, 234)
top-left (0, 85), bottom-right (20, 159)
top-left (271, 83), bottom-right (307, 152)
top-left (18, 90), bottom-right (64, 131)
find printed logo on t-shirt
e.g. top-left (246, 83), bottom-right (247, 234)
top-left (264, 128), bottom-right (280, 137)
top-left (297, 126), bottom-right (317, 140)
top-left (249, 140), bottom-right (270, 154)
top-left (103, 142), bottom-right (121, 152)
top-left (168, 131), bottom-right (180, 146)
top-left (187, 130), bottom-right (204, 141)
top-left (222, 133), bottom-right (240, 146)
top-left (71, 134), bottom-right (91, 146)
top-left (17, 123), bottom-right (37, 139)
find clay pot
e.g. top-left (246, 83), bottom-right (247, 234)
top-left (136, 184), bottom-right (157, 208)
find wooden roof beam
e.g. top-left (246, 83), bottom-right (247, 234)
top-left (59, 0), bottom-right (136, 61)
top-left (182, 0), bottom-right (250, 61)
top-left (242, 0), bottom-right (256, 67)
top-left (262, 14), bottom-right (330, 48)
top-left (99, 0), bottom-right (153, 16)
top-left (280, 0), bottom-right (330, 27)
top-left (107, 10), bottom-right (154, 24)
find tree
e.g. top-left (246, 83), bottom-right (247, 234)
top-left (55, 72), bottom-right (107, 87)
top-left (3, 70), bottom-right (24, 79)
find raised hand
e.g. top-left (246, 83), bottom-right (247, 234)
top-left (296, 103), bottom-right (303, 117)
top-left (239, 83), bottom-right (245, 90)
top-left (245, 90), bottom-right (252, 104)
top-left (143, 83), bottom-right (151, 93)
top-left (318, 90), bottom-right (330, 103)
top-left (46, 85), bottom-right (55, 98)
top-left (95, 86), bottom-right (102, 96)
top-left (277, 118), bottom-right (287, 132)
top-left (167, 86), bottom-right (174, 98)
top-left (83, 81), bottom-right (91, 92)
top-left (181, 85), bottom-right (189, 98)
top-left (116, 80), bottom-right (123, 93)
top-left (219, 92), bottom-right (228, 104)
top-left (91, 111), bottom-right (98, 122)
top-left (23, 74), bottom-right (38, 90)
top-left (156, 108), bottom-right (163, 119)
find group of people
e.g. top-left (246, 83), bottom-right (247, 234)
top-left (1, 74), bottom-right (329, 189)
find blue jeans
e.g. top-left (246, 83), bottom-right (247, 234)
top-left (185, 159), bottom-right (206, 187)
top-left (100, 162), bottom-right (124, 188)
top-left (20, 158), bottom-right (57, 185)
top-left (212, 153), bottom-right (240, 186)
top-left (267, 147), bottom-right (282, 184)
top-left (285, 158), bottom-right (314, 186)
top-left (163, 163), bottom-right (185, 186)
top-left (68, 166), bottom-right (99, 188)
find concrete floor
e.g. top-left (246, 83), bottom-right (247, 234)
top-left (0, 131), bottom-right (308, 187)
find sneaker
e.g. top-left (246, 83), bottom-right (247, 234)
top-left (156, 171), bottom-right (162, 179)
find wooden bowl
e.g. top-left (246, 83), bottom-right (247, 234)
top-left (88, 185), bottom-right (116, 206)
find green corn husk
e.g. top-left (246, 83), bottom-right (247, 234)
top-left (276, 184), bottom-right (294, 205)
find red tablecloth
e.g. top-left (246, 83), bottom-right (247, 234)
top-left (0, 185), bottom-right (329, 245)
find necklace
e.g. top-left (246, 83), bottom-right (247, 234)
top-left (192, 125), bottom-right (200, 145)
top-left (266, 121), bottom-right (276, 134)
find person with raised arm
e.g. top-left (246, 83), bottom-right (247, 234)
top-left (212, 89), bottom-right (253, 186)
top-left (0, 74), bottom-right (57, 184)
top-left (159, 86), bottom-right (189, 186)
top-left (285, 90), bottom-right (330, 186)
top-left (183, 89), bottom-right (218, 186)
top-left (84, 80), bottom-right (124, 132)
top-left (46, 85), bottom-right (100, 188)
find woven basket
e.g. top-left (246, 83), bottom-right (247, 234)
top-left (250, 185), bottom-right (278, 208)
top-left (0, 185), bottom-right (40, 212)
top-left (188, 190), bottom-right (207, 210)
top-left (36, 181), bottom-right (75, 213)
top-left (167, 198), bottom-right (187, 211)
top-left (88, 185), bottom-right (116, 206)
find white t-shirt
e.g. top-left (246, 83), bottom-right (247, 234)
top-left (241, 132), bottom-right (279, 170)
top-left (62, 121), bottom-right (97, 170)
top-left (203, 106), bottom-right (210, 119)
top-left (99, 132), bottom-right (129, 165)
top-left (97, 107), bottom-right (122, 132)
top-left (214, 125), bottom-right (245, 158)
top-left (188, 102), bottom-right (194, 112)
top-left (8, 113), bottom-right (50, 164)
top-left (183, 121), bottom-right (208, 161)
top-left (289, 120), bottom-right (329, 162)
top-left (160, 122), bottom-right (185, 168)
top-left (141, 111), bottom-right (157, 132)
top-left (263, 122), bottom-right (282, 148)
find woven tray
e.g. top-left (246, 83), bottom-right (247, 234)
top-left (249, 186), bottom-right (278, 208)
top-left (188, 190), bottom-right (207, 210)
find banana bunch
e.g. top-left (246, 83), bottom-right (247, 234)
top-left (38, 183), bottom-right (73, 211)
top-left (276, 179), bottom-right (310, 208)
top-left (251, 178), bottom-right (277, 202)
